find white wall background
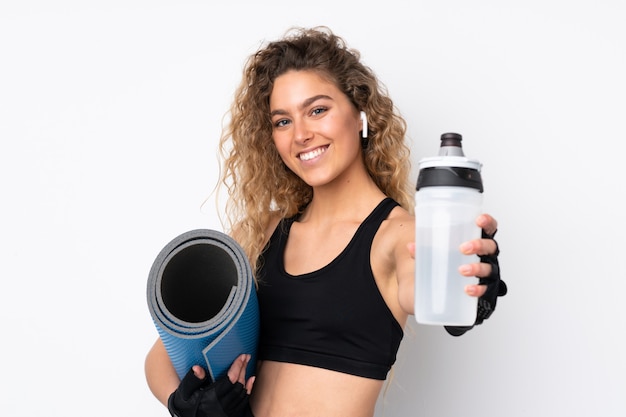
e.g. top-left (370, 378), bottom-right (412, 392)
top-left (1, 1), bottom-right (624, 416)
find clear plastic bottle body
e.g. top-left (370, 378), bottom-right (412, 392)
top-left (414, 186), bottom-right (482, 326)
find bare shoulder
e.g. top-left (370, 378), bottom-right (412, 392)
top-left (383, 205), bottom-right (414, 238)
top-left (230, 211), bottom-right (283, 246)
top-left (259, 211), bottom-right (283, 248)
top-left (374, 205), bottom-right (414, 257)
top-left (265, 212), bottom-right (282, 237)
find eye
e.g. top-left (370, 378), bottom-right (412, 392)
top-left (273, 118), bottom-right (291, 128)
top-left (310, 106), bottom-right (327, 117)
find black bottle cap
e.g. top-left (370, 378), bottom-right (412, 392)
top-left (416, 166), bottom-right (483, 192)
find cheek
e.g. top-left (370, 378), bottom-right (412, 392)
top-left (325, 113), bottom-right (360, 143)
top-left (271, 133), bottom-right (291, 161)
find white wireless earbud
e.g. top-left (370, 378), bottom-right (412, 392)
top-left (360, 111), bottom-right (368, 138)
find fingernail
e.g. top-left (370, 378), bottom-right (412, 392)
top-left (459, 264), bottom-right (472, 275)
top-left (465, 285), bottom-right (476, 296)
top-left (460, 242), bottom-right (473, 254)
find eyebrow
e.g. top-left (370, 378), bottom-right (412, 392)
top-left (270, 94), bottom-right (333, 118)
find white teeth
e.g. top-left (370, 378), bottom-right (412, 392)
top-left (299, 147), bottom-right (326, 161)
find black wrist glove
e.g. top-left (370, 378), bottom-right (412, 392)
top-left (167, 368), bottom-right (250, 417)
top-left (475, 228), bottom-right (507, 324)
top-left (445, 229), bottom-right (508, 336)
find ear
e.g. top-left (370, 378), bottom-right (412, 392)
top-left (360, 111), bottom-right (368, 138)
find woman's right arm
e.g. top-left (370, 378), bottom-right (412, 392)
top-left (145, 338), bottom-right (180, 407)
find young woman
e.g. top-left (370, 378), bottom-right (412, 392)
top-left (145, 26), bottom-right (506, 417)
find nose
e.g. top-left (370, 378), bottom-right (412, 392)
top-left (293, 119), bottom-right (312, 145)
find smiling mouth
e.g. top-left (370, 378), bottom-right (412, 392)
top-left (298, 146), bottom-right (328, 161)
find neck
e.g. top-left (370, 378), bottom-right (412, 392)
top-left (301, 169), bottom-right (386, 224)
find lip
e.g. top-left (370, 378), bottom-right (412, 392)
top-left (297, 145), bottom-right (329, 162)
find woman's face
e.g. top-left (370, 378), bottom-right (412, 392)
top-left (269, 70), bottom-right (364, 188)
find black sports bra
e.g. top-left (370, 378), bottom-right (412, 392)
top-left (256, 198), bottom-right (404, 380)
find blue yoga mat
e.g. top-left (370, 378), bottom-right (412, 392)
top-left (147, 229), bottom-right (259, 381)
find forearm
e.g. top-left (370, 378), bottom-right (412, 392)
top-left (145, 338), bottom-right (180, 407)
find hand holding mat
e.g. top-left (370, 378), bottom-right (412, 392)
top-left (147, 229), bottom-right (259, 381)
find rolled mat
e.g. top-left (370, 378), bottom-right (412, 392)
top-left (147, 229), bottom-right (259, 381)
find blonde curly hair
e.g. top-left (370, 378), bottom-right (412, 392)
top-left (219, 26), bottom-right (413, 277)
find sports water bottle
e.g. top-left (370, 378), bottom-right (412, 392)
top-left (414, 133), bottom-right (483, 326)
